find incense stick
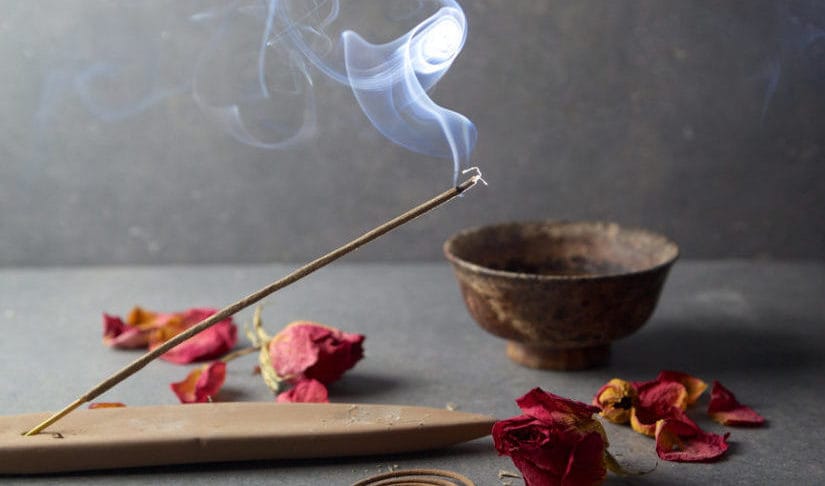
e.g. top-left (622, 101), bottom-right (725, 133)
top-left (24, 170), bottom-right (486, 436)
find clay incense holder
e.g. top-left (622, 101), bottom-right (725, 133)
top-left (0, 402), bottom-right (495, 474)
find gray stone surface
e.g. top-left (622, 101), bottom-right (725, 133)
top-left (1, 1), bottom-right (824, 266)
top-left (1, 260), bottom-right (823, 484)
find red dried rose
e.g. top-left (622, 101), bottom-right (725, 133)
top-left (276, 379), bottom-right (329, 403)
top-left (655, 417), bottom-right (730, 462)
top-left (493, 388), bottom-right (608, 486)
top-left (170, 361), bottom-right (227, 404)
top-left (708, 380), bottom-right (765, 426)
top-left (268, 322), bottom-right (364, 385)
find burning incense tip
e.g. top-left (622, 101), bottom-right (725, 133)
top-left (23, 174), bottom-right (485, 436)
top-left (462, 166), bottom-right (488, 187)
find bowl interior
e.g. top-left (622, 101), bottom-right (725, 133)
top-left (445, 221), bottom-right (678, 278)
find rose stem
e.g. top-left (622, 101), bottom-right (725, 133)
top-left (24, 170), bottom-right (486, 436)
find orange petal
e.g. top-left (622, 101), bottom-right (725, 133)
top-left (126, 306), bottom-right (161, 329)
top-left (593, 378), bottom-right (636, 424)
top-left (88, 402), bottom-right (126, 409)
top-left (630, 407), bottom-right (658, 437)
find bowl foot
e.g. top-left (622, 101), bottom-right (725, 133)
top-left (506, 342), bottom-right (610, 370)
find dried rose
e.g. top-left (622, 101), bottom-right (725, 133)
top-left (630, 380), bottom-right (690, 437)
top-left (656, 370), bottom-right (708, 405)
top-left (268, 322), bottom-right (364, 385)
top-left (708, 380), bottom-right (765, 426)
top-left (170, 361), bottom-right (227, 404)
top-left (276, 379), bottom-right (329, 403)
top-left (493, 388), bottom-right (608, 486)
top-left (88, 402), bottom-right (126, 409)
top-left (593, 378), bottom-right (636, 424)
top-left (655, 417), bottom-right (729, 462)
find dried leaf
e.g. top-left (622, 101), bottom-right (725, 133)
top-left (258, 339), bottom-right (284, 393)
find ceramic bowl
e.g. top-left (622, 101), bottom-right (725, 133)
top-left (443, 221), bottom-right (678, 370)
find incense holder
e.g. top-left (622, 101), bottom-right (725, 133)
top-left (444, 221), bottom-right (678, 370)
top-left (1, 402), bottom-right (495, 474)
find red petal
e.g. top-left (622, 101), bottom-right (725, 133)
top-left (276, 379), bottom-right (329, 403)
top-left (269, 324), bottom-right (324, 378)
top-left (516, 387), bottom-right (600, 426)
top-left (708, 381), bottom-right (765, 426)
top-left (179, 308), bottom-right (221, 326)
top-left (656, 370), bottom-right (708, 405)
top-left (630, 380), bottom-right (691, 436)
top-left (102, 313), bottom-right (150, 349)
top-left (636, 380), bottom-right (689, 414)
top-left (170, 361), bottom-right (227, 403)
top-left (156, 318), bottom-right (238, 364)
top-left (655, 418), bottom-right (729, 462)
top-left (563, 430), bottom-right (609, 485)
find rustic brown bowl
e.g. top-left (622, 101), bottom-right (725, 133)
top-left (443, 221), bottom-right (678, 370)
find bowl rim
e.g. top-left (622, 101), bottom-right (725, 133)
top-left (443, 220), bottom-right (680, 281)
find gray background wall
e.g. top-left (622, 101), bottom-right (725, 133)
top-left (1, 0), bottom-right (823, 266)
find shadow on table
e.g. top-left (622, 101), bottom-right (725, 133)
top-left (612, 317), bottom-right (824, 376)
top-left (328, 372), bottom-right (424, 401)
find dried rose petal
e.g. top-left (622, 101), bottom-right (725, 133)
top-left (103, 307), bottom-right (236, 356)
top-left (708, 380), bottom-right (765, 426)
top-left (656, 370), bottom-right (708, 405)
top-left (269, 322), bottom-right (364, 385)
top-left (631, 405), bottom-right (697, 437)
top-left (170, 361), bottom-right (227, 403)
top-left (102, 313), bottom-right (149, 349)
top-left (593, 378), bottom-right (636, 424)
top-left (151, 313), bottom-right (238, 364)
top-left (516, 387), bottom-right (602, 427)
top-left (88, 402), bottom-right (126, 409)
top-left (655, 418), bottom-right (729, 462)
top-left (630, 381), bottom-right (690, 437)
top-left (494, 389), bottom-right (608, 486)
top-left (276, 379), bottom-right (329, 403)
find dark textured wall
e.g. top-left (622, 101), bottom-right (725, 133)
top-left (1, 1), bottom-right (823, 266)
